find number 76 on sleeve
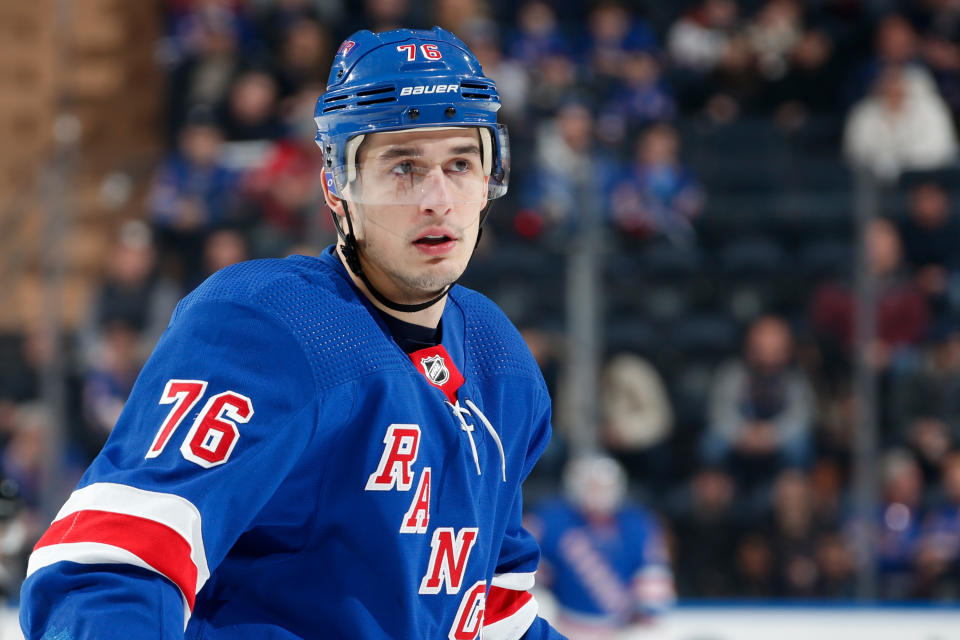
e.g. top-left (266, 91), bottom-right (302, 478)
top-left (146, 379), bottom-right (254, 469)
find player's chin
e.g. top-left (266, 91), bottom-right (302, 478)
top-left (411, 263), bottom-right (465, 293)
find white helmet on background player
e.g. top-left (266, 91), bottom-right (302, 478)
top-left (563, 455), bottom-right (627, 517)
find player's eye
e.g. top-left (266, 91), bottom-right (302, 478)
top-left (449, 158), bottom-right (473, 173)
top-left (390, 160), bottom-right (416, 176)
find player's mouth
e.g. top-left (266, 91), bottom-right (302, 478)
top-left (412, 228), bottom-right (457, 256)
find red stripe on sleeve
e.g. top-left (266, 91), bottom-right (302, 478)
top-left (484, 585), bottom-right (533, 625)
top-left (34, 510), bottom-right (198, 610)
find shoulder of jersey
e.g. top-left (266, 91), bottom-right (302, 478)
top-left (449, 285), bottom-right (545, 386)
top-left (175, 256), bottom-right (403, 388)
top-left (179, 256), bottom-right (342, 309)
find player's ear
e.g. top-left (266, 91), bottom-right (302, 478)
top-left (321, 169), bottom-right (346, 218)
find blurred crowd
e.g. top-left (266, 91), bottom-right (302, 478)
top-left (2, 0), bottom-right (960, 624)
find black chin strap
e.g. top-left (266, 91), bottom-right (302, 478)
top-left (334, 201), bottom-right (487, 314)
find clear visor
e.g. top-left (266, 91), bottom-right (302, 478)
top-left (326, 124), bottom-right (509, 206)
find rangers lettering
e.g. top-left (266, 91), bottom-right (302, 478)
top-left (419, 527), bottom-right (479, 595)
top-left (399, 467), bottom-right (431, 534)
top-left (365, 424), bottom-right (421, 491)
top-left (449, 581), bottom-right (486, 640)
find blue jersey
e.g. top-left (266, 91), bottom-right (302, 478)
top-left (528, 500), bottom-right (674, 625)
top-left (21, 248), bottom-right (565, 640)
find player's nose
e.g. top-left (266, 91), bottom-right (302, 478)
top-left (418, 166), bottom-right (454, 215)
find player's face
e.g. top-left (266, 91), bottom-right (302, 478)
top-left (339, 128), bottom-right (487, 302)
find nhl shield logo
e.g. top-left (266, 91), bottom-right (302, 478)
top-left (420, 355), bottom-right (450, 386)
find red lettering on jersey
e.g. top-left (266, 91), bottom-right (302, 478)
top-left (419, 527), bottom-right (479, 595)
top-left (449, 580), bottom-right (486, 640)
top-left (365, 424), bottom-right (421, 491)
top-left (399, 467), bottom-right (431, 534)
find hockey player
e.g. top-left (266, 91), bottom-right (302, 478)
top-left (20, 27), bottom-right (567, 640)
top-left (528, 456), bottom-right (674, 639)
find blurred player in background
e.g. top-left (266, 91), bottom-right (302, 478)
top-left (528, 455), bottom-right (675, 639)
top-left (19, 27), bottom-right (566, 640)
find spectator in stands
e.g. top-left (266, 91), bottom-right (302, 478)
top-left (767, 469), bottom-right (822, 597)
top-left (667, 0), bottom-right (741, 75)
top-left (508, 1), bottom-right (568, 66)
top-left (599, 352), bottom-right (674, 488)
top-left (0, 331), bottom-right (47, 405)
top-left (609, 123), bottom-right (703, 242)
top-left (349, 0), bottom-right (417, 34)
top-left (897, 181), bottom-right (960, 311)
top-left (875, 448), bottom-right (926, 599)
top-left (433, 0), bottom-right (485, 36)
top-left (461, 20), bottom-right (529, 130)
top-left (525, 101), bottom-right (616, 234)
top-left (598, 50), bottom-right (675, 146)
top-left (163, 0), bottom-right (253, 140)
top-left (761, 29), bottom-right (841, 125)
top-left (205, 227), bottom-right (248, 272)
top-left (520, 326), bottom-right (562, 399)
top-left (810, 458), bottom-right (847, 533)
top-left (80, 221), bottom-right (181, 359)
top-left (669, 465), bottom-right (739, 596)
top-left (1, 404), bottom-right (52, 510)
top-left (526, 42), bottom-right (583, 124)
top-left (187, 227), bottom-right (251, 294)
top-left (239, 87), bottom-right (330, 257)
top-left (581, 2), bottom-right (658, 90)
top-left (217, 69), bottom-right (285, 142)
top-left (746, 0), bottom-right (804, 82)
top-left (667, 0), bottom-right (758, 119)
top-left (166, 0), bottom-right (260, 61)
top-left (270, 17), bottom-right (332, 99)
top-left (527, 456), bottom-right (674, 638)
top-left (148, 107), bottom-right (242, 283)
top-left (252, 0), bottom-right (325, 55)
top-left (732, 531), bottom-right (776, 597)
top-left (80, 319), bottom-right (143, 455)
top-left (701, 315), bottom-right (816, 486)
top-left (843, 64), bottom-right (958, 181)
top-left (0, 471), bottom-right (26, 599)
top-left (811, 218), bottom-right (930, 372)
top-left (814, 530), bottom-right (856, 598)
top-left (860, 14), bottom-right (924, 91)
top-left (914, 450), bottom-right (960, 598)
top-left (890, 323), bottom-right (960, 481)
top-left (0, 325), bottom-right (74, 408)
top-left (914, 2), bottom-right (960, 121)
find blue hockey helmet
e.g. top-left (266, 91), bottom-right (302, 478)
top-left (314, 27), bottom-right (509, 204)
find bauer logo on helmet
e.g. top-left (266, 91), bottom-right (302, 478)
top-left (399, 84), bottom-right (459, 97)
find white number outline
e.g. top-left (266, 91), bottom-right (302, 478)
top-left (146, 380), bottom-right (208, 459)
top-left (179, 391), bottom-right (254, 469)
